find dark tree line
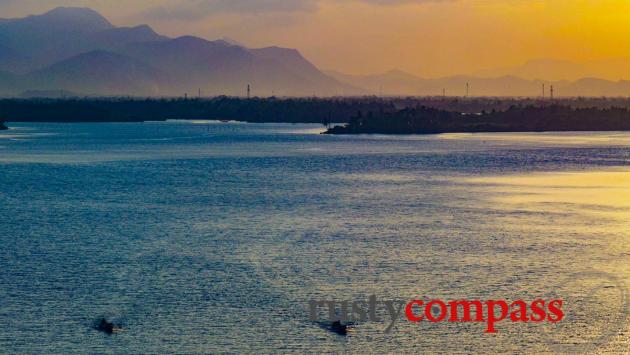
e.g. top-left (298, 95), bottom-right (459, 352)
top-left (325, 105), bottom-right (630, 134)
top-left (5, 96), bottom-right (630, 134)
top-left (0, 97), bottom-right (396, 124)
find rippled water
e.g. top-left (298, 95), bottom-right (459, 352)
top-left (1, 122), bottom-right (629, 353)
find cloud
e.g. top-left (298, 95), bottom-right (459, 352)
top-left (0, 0), bottom-right (461, 22)
top-left (139, 0), bottom-right (454, 21)
top-left (141, 0), bottom-right (318, 21)
top-left (356, 0), bottom-right (453, 4)
top-left (0, 0), bottom-right (146, 20)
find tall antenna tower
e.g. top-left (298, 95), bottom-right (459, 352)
top-left (466, 82), bottom-right (469, 98)
top-left (550, 85), bottom-right (554, 100)
top-left (247, 84), bottom-right (251, 99)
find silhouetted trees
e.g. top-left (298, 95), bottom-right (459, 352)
top-left (325, 105), bottom-right (630, 134)
top-left (5, 97), bottom-right (630, 134)
top-left (0, 97), bottom-right (396, 123)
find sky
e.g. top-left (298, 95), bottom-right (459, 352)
top-left (2, 0), bottom-right (630, 78)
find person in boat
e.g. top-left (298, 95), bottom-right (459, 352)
top-left (330, 320), bottom-right (355, 335)
top-left (96, 318), bottom-right (121, 334)
top-left (330, 321), bottom-right (347, 335)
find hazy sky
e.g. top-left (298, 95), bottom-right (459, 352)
top-left (2, 0), bottom-right (630, 77)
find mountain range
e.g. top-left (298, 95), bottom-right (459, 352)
top-left (474, 58), bottom-right (630, 82)
top-left (1, 7), bottom-right (630, 98)
top-left (326, 69), bottom-right (630, 98)
top-left (0, 7), bottom-right (358, 97)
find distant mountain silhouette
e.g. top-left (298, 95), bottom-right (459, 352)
top-left (327, 69), bottom-right (438, 95)
top-left (0, 7), bottom-right (165, 75)
top-left (327, 69), bottom-right (630, 97)
top-left (1, 7), bottom-right (629, 97)
top-left (476, 58), bottom-right (630, 81)
top-left (560, 78), bottom-right (630, 97)
top-left (0, 7), bottom-right (356, 97)
top-left (0, 7), bottom-right (115, 72)
top-left (25, 51), bottom-right (168, 96)
top-left (250, 47), bottom-right (356, 95)
top-left (327, 70), bottom-right (543, 96)
top-left (113, 36), bottom-right (355, 96)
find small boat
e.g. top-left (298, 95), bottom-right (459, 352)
top-left (330, 321), bottom-right (350, 335)
top-left (317, 320), bottom-right (355, 336)
top-left (220, 120), bottom-right (231, 123)
top-left (96, 318), bottom-right (122, 334)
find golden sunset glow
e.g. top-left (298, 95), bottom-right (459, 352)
top-left (296, 0), bottom-right (630, 77)
top-left (4, 0), bottom-right (630, 78)
top-left (4, 1), bottom-right (630, 353)
top-left (469, 169), bottom-right (630, 212)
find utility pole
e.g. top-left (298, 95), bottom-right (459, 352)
top-left (550, 85), bottom-right (554, 100)
top-left (466, 82), bottom-right (469, 98)
top-left (247, 84), bottom-right (251, 99)
top-left (542, 84), bottom-right (545, 99)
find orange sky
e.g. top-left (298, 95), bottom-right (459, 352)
top-left (4, 0), bottom-right (630, 77)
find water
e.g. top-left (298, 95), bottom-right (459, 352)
top-left (1, 122), bottom-right (629, 353)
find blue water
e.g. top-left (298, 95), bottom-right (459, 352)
top-left (1, 122), bottom-right (629, 353)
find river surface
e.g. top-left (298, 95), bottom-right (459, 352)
top-left (1, 122), bottom-right (629, 353)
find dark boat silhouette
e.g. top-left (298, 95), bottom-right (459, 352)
top-left (95, 318), bottom-right (122, 334)
top-left (0, 122), bottom-right (7, 131)
top-left (316, 320), bottom-right (355, 336)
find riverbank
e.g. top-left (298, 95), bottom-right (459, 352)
top-left (6, 97), bottom-right (630, 125)
top-left (0, 97), bottom-right (390, 124)
top-left (324, 105), bottom-right (630, 134)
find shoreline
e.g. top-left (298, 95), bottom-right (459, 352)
top-left (324, 105), bottom-right (630, 135)
top-left (323, 127), bottom-right (630, 135)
